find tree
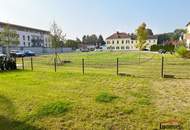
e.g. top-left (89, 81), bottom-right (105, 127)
top-left (136, 23), bottom-right (148, 51)
top-left (65, 40), bottom-right (79, 49)
top-left (97, 35), bottom-right (106, 47)
top-left (0, 23), bottom-right (19, 56)
top-left (50, 21), bottom-right (65, 61)
top-left (146, 28), bottom-right (153, 36)
top-left (136, 23), bottom-right (148, 64)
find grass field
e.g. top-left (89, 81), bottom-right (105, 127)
top-left (1, 51), bottom-right (190, 129)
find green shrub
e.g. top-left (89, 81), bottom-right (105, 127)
top-left (175, 46), bottom-right (188, 58)
top-left (150, 44), bottom-right (175, 52)
top-left (96, 92), bottom-right (118, 103)
top-left (37, 101), bottom-right (71, 117)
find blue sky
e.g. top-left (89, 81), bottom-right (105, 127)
top-left (0, 0), bottom-right (190, 39)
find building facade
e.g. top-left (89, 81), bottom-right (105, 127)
top-left (184, 22), bottom-right (190, 49)
top-left (0, 22), bottom-right (51, 47)
top-left (106, 32), bottom-right (157, 51)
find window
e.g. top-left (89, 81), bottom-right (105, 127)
top-left (112, 47), bottom-right (115, 49)
top-left (23, 42), bottom-right (25, 46)
top-left (116, 46), bottom-right (120, 50)
top-left (121, 46), bottom-right (124, 49)
top-left (117, 41), bottom-right (119, 44)
top-left (28, 42), bottom-right (30, 47)
top-left (112, 41), bottom-right (114, 44)
top-left (126, 46), bottom-right (130, 50)
top-left (122, 40), bottom-right (124, 44)
top-left (23, 35), bottom-right (25, 40)
top-left (28, 36), bottom-right (30, 41)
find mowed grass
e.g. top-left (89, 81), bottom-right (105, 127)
top-left (1, 51), bottom-right (190, 129)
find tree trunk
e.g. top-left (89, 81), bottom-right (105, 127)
top-left (139, 51), bottom-right (141, 65)
top-left (6, 46), bottom-right (10, 57)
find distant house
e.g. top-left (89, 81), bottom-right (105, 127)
top-left (184, 22), bottom-right (190, 49)
top-left (106, 32), bottom-right (157, 51)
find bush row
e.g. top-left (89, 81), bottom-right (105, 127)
top-left (150, 44), bottom-right (175, 52)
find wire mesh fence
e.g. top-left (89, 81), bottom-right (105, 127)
top-left (16, 55), bottom-right (190, 79)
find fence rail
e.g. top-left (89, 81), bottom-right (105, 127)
top-left (16, 55), bottom-right (190, 79)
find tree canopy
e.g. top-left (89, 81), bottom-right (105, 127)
top-left (0, 24), bottom-right (19, 46)
top-left (50, 22), bottom-right (65, 49)
top-left (136, 23), bottom-right (148, 50)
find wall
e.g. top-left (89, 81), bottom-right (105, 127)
top-left (0, 46), bottom-right (72, 55)
top-left (106, 38), bottom-right (157, 51)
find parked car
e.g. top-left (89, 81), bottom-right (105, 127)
top-left (23, 50), bottom-right (35, 56)
top-left (80, 48), bottom-right (89, 52)
top-left (10, 50), bottom-right (25, 57)
top-left (158, 49), bottom-right (167, 54)
top-left (0, 54), bottom-right (6, 57)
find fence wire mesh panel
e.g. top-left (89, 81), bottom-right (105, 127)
top-left (164, 57), bottom-right (190, 79)
top-left (16, 53), bottom-right (190, 79)
top-left (84, 58), bottom-right (116, 75)
top-left (119, 55), bottom-right (162, 78)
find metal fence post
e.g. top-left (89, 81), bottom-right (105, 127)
top-left (54, 57), bottom-right (57, 72)
top-left (22, 57), bottom-right (24, 70)
top-left (161, 55), bottom-right (164, 78)
top-left (82, 58), bottom-right (84, 75)
top-left (117, 58), bottom-right (119, 75)
top-left (31, 57), bottom-right (33, 71)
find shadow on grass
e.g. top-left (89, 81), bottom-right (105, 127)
top-left (0, 116), bottom-right (42, 130)
top-left (0, 95), bottom-right (43, 130)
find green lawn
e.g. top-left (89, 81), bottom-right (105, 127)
top-left (1, 51), bottom-right (190, 129)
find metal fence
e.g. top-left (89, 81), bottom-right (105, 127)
top-left (16, 55), bottom-right (190, 79)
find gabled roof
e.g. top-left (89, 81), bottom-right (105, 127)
top-left (106, 32), bottom-right (131, 40)
top-left (106, 32), bottom-right (157, 40)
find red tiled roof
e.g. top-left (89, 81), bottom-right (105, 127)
top-left (106, 32), bottom-right (131, 40)
top-left (106, 32), bottom-right (157, 40)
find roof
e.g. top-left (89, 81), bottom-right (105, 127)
top-left (186, 22), bottom-right (190, 27)
top-left (106, 32), bottom-right (157, 40)
top-left (0, 21), bottom-right (50, 34)
top-left (106, 32), bottom-right (131, 40)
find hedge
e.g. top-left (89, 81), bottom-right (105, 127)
top-left (150, 44), bottom-right (175, 52)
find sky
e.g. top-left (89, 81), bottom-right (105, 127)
top-left (0, 0), bottom-right (190, 39)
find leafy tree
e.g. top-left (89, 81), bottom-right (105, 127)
top-left (98, 35), bottom-right (106, 46)
top-left (146, 28), bottom-right (153, 36)
top-left (136, 23), bottom-right (148, 64)
top-left (50, 21), bottom-right (65, 60)
top-left (136, 23), bottom-right (148, 50)
top-left (0, 23), bottom-right (19, 56)
top-left (64, 40), bottom-right (79, 49)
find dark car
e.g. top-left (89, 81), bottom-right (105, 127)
top-left (158, 49), bottom-right (167, 54)
top-left (24, 50), bottom-right (35, 56)
top-left (10, 50), bottom-right (25, 57)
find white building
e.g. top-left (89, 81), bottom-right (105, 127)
top-left (106, 32), bottom-right (157, 51)
top-left (184, 22), bottom-right (190, 49)
top-left (0, 22), bottom-right (51, 47)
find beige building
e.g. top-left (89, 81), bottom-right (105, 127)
top-left (184, 22), bottom-right (190, 49)
top-left (106, 32), bottom-right (157, 51)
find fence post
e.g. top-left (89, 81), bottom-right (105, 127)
top-left (161, 55), bottom-right (164, 78)
top-left (117, 58), bottom-right (119, 75)
top-left (22, 57), bottom-right (24, 70)
top-left (31, 57), bottom-right (33, 71)
top-left (82, 58), bottom-right (84, 75)
top-left (54, 57), bottom-right (57, 72)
